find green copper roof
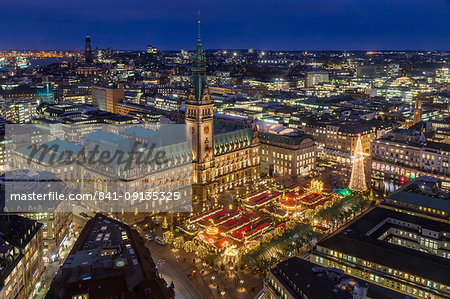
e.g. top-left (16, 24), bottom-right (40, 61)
top-left (214, 128), bottom-right (253, 155)
top-left (190, 19), bottom-right (207, 102)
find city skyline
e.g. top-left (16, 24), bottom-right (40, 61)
top-left (1, 0), bottom-right (450, 50)
top-left (0, 2), bottom-right (449, 298)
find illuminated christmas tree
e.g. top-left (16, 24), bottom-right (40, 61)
top-left (349, 135), bottom-right (368, 192)
top-left (162, 217), bottom-right (168, 230)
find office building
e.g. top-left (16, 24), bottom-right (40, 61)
top-left (115, 101), bottom-right (161, 123)
top-left (154, 95), bottom-right (181, 112)
top-left (384, 176), bottom-right (450, 221)
top-left (264, 257), bottom-right (405, 299)
top-left (259, 131), bottom-right (316, 177)
top-left (0, 170), bottom-right (73, 263)
top-left (0, 97), bottom-right (37, 124)
top-left (306, 72), bottom-right (329, 87)
top-left (0, 215), bottom-right (44, 298)
top-left (92, 86), bottom-right (124, 113)
top-left (45, 214), bottom-right (175, 299)
top-left (301, 119), bottom-right (380, 164)
top-left (35, 103), bottom-right (136, 142)
top-left (310, 183), bottom-right (450, 299)
top-left (146, 45), bottom-right (157, 54)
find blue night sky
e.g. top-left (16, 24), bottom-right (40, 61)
top-left (0, 0), bottom-right (449, 51)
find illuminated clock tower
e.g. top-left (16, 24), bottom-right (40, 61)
top-left (185, 18), bottom-right (215, 204)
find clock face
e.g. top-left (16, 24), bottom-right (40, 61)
top-left (204, 126), bottom-right (209, 134)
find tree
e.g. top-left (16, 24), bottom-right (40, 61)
top-left (183, 240), bottom-right (197, 253)
top-left (273, 226), bottom-right (285, 237)
top-left (238, 246), bottom-right (247, 257)
top-left (248, 240), bottom-right (260, 250)
top-left (304, 209), bottom-right (314, 220)
top-left (261, 233), bottom-right (273, 243)
top-left (285, 220), bottom-right (297, 231)
top-left (196, 245), bottom-right (208, 258)
top-left (368, 189), bottom-right (374, 201)
top-left (163, 231), bottom-right (174, 245)
top-left (173, 236), bottom-right (184, 249)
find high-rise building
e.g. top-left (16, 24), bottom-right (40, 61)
top-left (84, 33), bottom-right (93, 64)
top-left (92, 86), bottom-right (124, 113)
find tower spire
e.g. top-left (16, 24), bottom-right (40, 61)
top-left (197, 11), bottom-right (202, 50)
top-left (190, 12), bottom-right (208, 102)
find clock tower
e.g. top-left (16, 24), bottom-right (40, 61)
top-left (185, 18), bottom-right (215, 205)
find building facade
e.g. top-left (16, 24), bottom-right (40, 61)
top-left (301, 120), bottom-right (378, 164)
top-left (185, 23), bottom-right (260, 204)
top-left (310, 188), bottom-right (450, 299)
top-left (371, 129), bottom-right (450, 192)
top-left (264, 257), bottom-right (405, 299)
top-left (84, 34), bottom-right (93, 64)
top-left (0, 98), bottom-right (37, 124)
top-left (259, 132), bottom-right (316, 177)
top-left (0, 215), bottom-right (44, 299)
top-left (45, 214), bottom-right (174, 299)
top-left (92, 86), bottom-right (124, 113)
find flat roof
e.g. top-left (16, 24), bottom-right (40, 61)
top-left (271, 257), bottom-right (404, 299)
top-left (318, 207), bottom-right (450, 285)
top-left (387, 190), bottom-right (450, 212)
top-left (386, 176), bottom-right (450, 212)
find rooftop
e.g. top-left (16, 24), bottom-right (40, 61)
top-left (270, 257), bottom-right (404, 299)
top-left (46, 214), bottom-right (173, 299)
top-left (386, 176), bottom-right (450, 212)
top-left (318, 207), bottom-right (450, 286)
top-left (259, 131), bottom-right (314, 146)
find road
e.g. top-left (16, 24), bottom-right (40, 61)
top-left (147, 244), bottom-right (203, 299)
